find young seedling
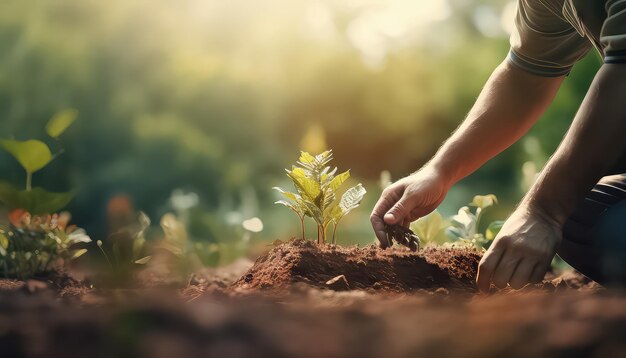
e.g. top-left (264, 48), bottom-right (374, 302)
top-left (274, 150), bottom-right (366, 245)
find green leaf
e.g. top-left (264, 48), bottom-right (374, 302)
top-left (160, 213), bottom-right (188, 244)
top-left (486, 220), bottom-right (505, 241)
top-left (132, 236), bottom-right (146, 259)
top-left (275, 200), bottom-right (300, 214)
top-left (412, 210), bottom-right (447, 243)
top-left (46, 109), bottom-right (78, 138)
top-left (273, 187), bottom-right (299, 202)
top-left (450, 207), bottom-right (476, 240)
top-left (327, 204), bottom-right (343, 223)
top-left (134, 256), bottom-right (152, 265)
top-left (0, 139), bottom-right (52, 174)
top-left (298, 151), bottom-right (316, 165)
top-left (0, 232), bottom-right (7, 249)
top-left (301, 199), bottom-right (323, 222)
top-left (0, 182), bottom-right (74, 214)
top-left (0, 231), bottom-right (8, 254)
top-left (298, 150), bottom-right (332, 173)
top-left (329, 170), bottom-right (350, 192)
top-left (446, 227), bottom-right (465, 241)
top-left (320, 166), bottom-right (337, 184)
top-left (287, 167), bottom-right (321, 202)
top-left (314, 150), bottom-right (332, 164)
top-left (70, 248), bottom-right (88, 260)
top-left (339, 183), bottom-right (366, 215)
top-left (471, 194), bottom-right (498, 210)
top-left (137, 211), bottom-right (151, 237)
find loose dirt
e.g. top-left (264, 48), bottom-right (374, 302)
top-left (0, 239), bottom-right (620, 357)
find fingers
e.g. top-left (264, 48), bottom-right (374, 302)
top-left (509, 261), bottom-right (536, 289)
top-left (370, 186), bottom-right (403, 248)
top-left (476, 246), bottom-right (504, 293)
top-left (478, 255), bottom-right (548, 291)
top-left (384, 193), bottom-right (414, 225)
top-left (492, 254), bottom-right (519, 289)
top-left (530, 263), bottom-right (548, 283)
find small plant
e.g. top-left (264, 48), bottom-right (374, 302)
top-left (157, 213), bottom-right (220, 274)
top-left (274, 150), bottom-right (366, 245)
top-left (447, 194), bottom-right (503, 249)
top-left (0, 209), bottom-right (91, 278)
top-left (96, 211), bottom-right (152, 275)
top-left (0, 110), bottom-right (90, 278)
top-left (411, 194), bottom-right (503, 250)
top-left (0, 109), bottom-right (78, 215)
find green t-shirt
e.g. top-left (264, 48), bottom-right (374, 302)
top-left (509, 0), bottom-right (626, 76)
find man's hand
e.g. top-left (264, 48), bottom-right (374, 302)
top-left (370, 167), bottom-right (450, 248)
top-left (476, 205), bottom-right (562, 292)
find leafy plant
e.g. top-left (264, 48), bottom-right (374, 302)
top-left (411, 194), bottom-right (503, 250)
top-left (96, 211), bottom-right (152, 275)
top-left (0, 209), bottom-right (91, 278)
top-left (157, 213), bottom-right (220, 274)
top-left (274, 150), bottom-right (366, 244)
top-left (447, 194), bottom-right (503, 249)
top-left (0, 109), bottom-right (78, 215)
top-left (410, 210), bottom-right (449, 245)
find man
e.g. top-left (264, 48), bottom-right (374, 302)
top-left (370, 0), bottom-right (626, 292)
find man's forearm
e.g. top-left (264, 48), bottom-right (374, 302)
top-left (428, 61), bottom-right (564, 186)
top-left (524, 64), bottom-right (626, 225)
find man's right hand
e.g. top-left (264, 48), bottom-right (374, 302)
top-left (370, 167), bottom-right (451, 248)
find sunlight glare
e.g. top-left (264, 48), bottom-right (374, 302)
top-left (346, 0), bottom-right (451, 67)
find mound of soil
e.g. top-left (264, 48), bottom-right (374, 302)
top-left (232, 239), bottom-right (482, 293)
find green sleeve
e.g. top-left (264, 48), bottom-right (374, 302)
top-left (602, 0), bottom-right (626, 63)
top-left (508, 0), bottom-right (592, 76)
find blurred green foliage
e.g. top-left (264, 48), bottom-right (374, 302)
top-left (0, 0), bottom-right (602, 250)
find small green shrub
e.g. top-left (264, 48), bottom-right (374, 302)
top-left (0, 110), bottom-right (89, 278)
top-left (0, 210), bottom-right (90, 278)
top-left (411, 194), bottom-right (504, 250)
top-left (158, 213), bottom-right (220, 274)
top-left (274, 150), bottom-right (366, 244)
top-left (96, 211), bottom-right (152, 275)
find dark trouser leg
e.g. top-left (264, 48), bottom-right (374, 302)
top-left (560, 174), bottom-right (626, 285)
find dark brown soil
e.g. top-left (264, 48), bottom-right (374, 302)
top-left (0, 240), bottom-right (620, 357)
top-left (232, 239), bottom-right (481, 293)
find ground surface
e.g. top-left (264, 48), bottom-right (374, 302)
top-left (0, 239), bottom-right (624, 357)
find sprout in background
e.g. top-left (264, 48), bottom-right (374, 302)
top-left (96, 211), bottom-right (152, 277)
top-left (411, 194), bottom-right (504, 250)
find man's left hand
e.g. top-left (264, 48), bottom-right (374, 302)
top-left (476, 205), bottom-right (562, 292)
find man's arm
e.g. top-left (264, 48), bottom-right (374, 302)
top-left (477, 64), bottom-right (626, 291)
top-left (371, 60), bottom-right (564, 243)
top-left (525, 64), bottom-right (626, 223)
top-left (428, 60), bottom-right (564, 188)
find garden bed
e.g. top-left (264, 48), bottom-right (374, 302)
top-left (0, 240), bottom-right (620, 357)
